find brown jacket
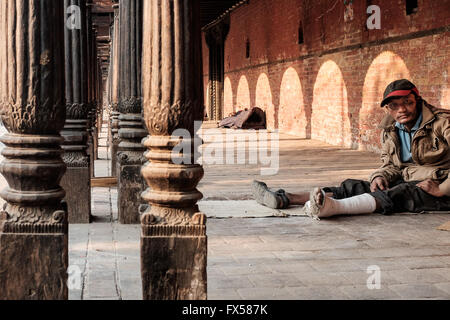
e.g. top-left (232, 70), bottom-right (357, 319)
top-left (369, 100), bottom-right (450, 196)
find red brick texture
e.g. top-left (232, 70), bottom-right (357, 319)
top-left (202, 0), bottom-right (450, 152)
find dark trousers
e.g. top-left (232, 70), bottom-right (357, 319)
top-left (323, 179), bottom-right (450, 215)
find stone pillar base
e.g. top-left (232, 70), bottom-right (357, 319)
top-left (0, 233), bottom-right (68, 300)
top-left (88, 139), bottom-right (95, 178)
top-left (111, 140), bottom-right (119, 177)
top-left (118, 163), bottom-right (146, 224)
top-left (61, 166), bottom-right (91, 224)
top-left (93, 127), bottom-right (99, 161)
top-left (141, 231), bottom-right (207, 300)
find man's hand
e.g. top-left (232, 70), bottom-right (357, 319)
top-left (417, 179), bottom-right (445, 197)
top-left (370, 177), bottom-right (389, 192)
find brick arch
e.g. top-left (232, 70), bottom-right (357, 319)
top-left (312, 60), bottom-right (351, 147)
top-left (255, 73), bottom-right (275, 130)
top-left (279, 67), bottom-right (306, 137)
top-left (223, 76), bottom-right (234, 117)
top-left (360, 51), bottom-right (411, 153)
top-left (236, 75), bottom-right (251, 111)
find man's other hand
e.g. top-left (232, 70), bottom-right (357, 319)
top-left (370, 177), bottom-right (388, 192)
top-left (417, 179), bottom-right (445, 197)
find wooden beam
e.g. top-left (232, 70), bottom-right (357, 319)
top-left (91, 177), bottom-right (118, 187)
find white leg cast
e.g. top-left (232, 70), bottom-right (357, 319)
top-left (304, 188), bottom-right (377, 220)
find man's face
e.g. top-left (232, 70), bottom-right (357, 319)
top-left (386, 94), bottom-right (419, 128)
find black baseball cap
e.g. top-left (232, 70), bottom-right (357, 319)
top-left (381, 79), bottom-right (420, 107)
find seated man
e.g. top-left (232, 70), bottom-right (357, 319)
top-left (252, 79), bottom-right (450, 219)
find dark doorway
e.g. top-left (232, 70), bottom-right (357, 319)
top-left (205, 19), bottom-right (230, 121)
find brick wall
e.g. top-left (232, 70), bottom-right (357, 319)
top-left (202, 0), bottom-right (450, 152)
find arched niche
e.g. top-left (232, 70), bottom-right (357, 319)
top-left (312, 60), bottom-right (351, 147)
top-left (236, 75), bottom-right (251, 111)
top-left (223, 77), bottom-right (234, 117)
top-left (279, 67), bottom-right (306, 137)
top-left (255, 73), bottom-right (275, 130)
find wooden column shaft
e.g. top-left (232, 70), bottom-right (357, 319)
top-left (0, 0), bottom-right (68, 300)
top-left (62, 0), bottom-right (92, 224)
top-left (141, 0), bottom-right (207, 300)
top-left (117, 0), bottom-right (147, 225)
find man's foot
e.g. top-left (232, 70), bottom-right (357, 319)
top-left (312, 187), bottom-right (325, 207)
top-left (252, 180), bottom-right (290, 209)
top-left (303, 187), bottom-right (326, 220)
top-left (310, 187), bottom-right (327, 218)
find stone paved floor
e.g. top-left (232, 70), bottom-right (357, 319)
top-left (66, 120), bottom-right (450, 300)
top-left (70, 201), bottom-right (450, 300)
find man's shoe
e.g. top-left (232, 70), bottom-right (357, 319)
top-left (252, 180), bottom-right (290, 209)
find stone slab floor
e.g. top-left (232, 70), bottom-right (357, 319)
top-left (33, 120), bottom-right (448, 300)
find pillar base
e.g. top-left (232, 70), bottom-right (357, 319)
top-left (88, 138), bottom-right (95, 178)
top-left (93, 127), bottom-right (99, 161)
top-left (118, 163), bottom-right (146, 224)
top-left (61, 166), bottom-right (91, 224)
top-left (111, 139), bottom-right (119, 177)
top-left (0, 232), bottom-right (68, 300)
top-left (141, 230), bottom-right (207, 300)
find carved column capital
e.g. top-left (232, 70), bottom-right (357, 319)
top-left (118, 96), bottom-right (143, 114)
top-left (66, 103), bottom-right (90, 120)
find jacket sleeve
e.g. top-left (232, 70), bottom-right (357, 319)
top-left (369, 130), bottom-right (402, 185)
top-left (438, 117), bottom-right (450, 196)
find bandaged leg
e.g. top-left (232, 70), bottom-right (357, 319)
top-left (304, 188), bottom-right (377, 220)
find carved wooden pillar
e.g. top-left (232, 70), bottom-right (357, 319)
top-left (117, 0), bottom-right (147, 224)
top-left (106, 41), bottom-right (113, 152)
top-left (91, 29), bottom-right (99, 162)
top-left (100, 63), bottom-right (104, 131)
top-left (96, 57), bottom-right (103, 150)
top-left (97, 60), bottom-right (102, 154)
top-left (141, 0), bottom-right (206, 300)
top-left (106, 8), bottom-right (114, 169)
top-left (86, 1), bottom-right (96, 177)
top-left (96, 60), bottom-right (100, 133)
top-left (110, 0), bottom-right (120, 177)
top-left (100, 63), bottom-right (104, 138)
top-left (62, 0), bottom-right (92, 224)
top-left (106, 63), bottom-right (112, 149)
top-left (0, 0), bottom-right (68, 299)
